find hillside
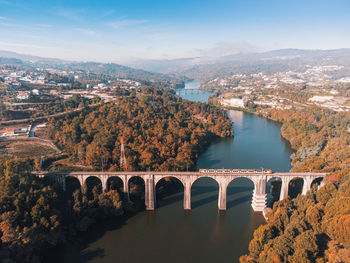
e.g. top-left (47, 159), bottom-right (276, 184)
top-left (0, 50), bottom-right (185, 87)
top-left (128, 48), bottom-right (350, 81)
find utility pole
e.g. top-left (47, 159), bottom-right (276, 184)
top-left (120, 137), bottom-right (127, 171)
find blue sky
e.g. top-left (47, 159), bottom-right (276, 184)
top-left (0, 0), bottom-right (349, 63)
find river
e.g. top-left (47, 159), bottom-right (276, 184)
top-left (48, 81), bottom-right (293, 263)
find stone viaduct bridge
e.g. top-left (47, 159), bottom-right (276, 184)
top-left (37, 171), bottom-right (327, 212)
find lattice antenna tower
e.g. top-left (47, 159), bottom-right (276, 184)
top-left (120, 137), bottom-right (127, 171)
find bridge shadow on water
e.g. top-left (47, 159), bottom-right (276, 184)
top-left (157, 185), bottom-right (253, 210)
top-left (191, 186), bottom-right (253, 210)
top-left (227, 194), bottom-right (252, 209)
top-left (157, 191), bottom-right (184, 208)
top-left (156, 185), bottom-right (218, 208)
top-left (192, 194), bottom-right (218, 209)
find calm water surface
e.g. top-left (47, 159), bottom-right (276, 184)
top-left (49, 83), bottom-right (293, 263)
top-left (176, 80), bottom-right (212, 102)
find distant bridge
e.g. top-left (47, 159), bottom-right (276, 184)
top-left (36, 171), bottom-right (327, 212)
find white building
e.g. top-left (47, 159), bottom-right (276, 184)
top-left (32, 89), bottom-right (40, 95)
top-left (221, 98), bottom-right (245, 108)
top-left (17, 91), bottom-right (30, 100)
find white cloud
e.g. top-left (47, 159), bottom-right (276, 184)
top-left (0, 16), bottom-right (8, 20)
top-left (106, 19), bottom-right (149, 29)
top-left (0, 0), bottom-right (25, 8)
top-left (0, 41), bottom-right (50, 49)
top-left (0, 21), bottom-right (24, 27)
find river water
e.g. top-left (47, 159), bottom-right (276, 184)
top-left (49, 81), bottom-right (293, 263)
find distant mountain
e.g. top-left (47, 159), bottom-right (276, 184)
top-left (0, 50), bottom-right (67, 64)
top-left (2, 48), bottom-right (350, 83)
top-left (0, 50), bottom-right (185, 87)
top-left (127, 48), bottom-right (350, 81)
top-left (56, 62), bottom-right (185, 84)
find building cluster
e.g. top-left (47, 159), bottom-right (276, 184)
top-left (0, 125), bottom-right (31, 139)
top-left (206, 64), bottom-right (350, 112)
top-left (0, 67), bottom-right (144, 102)
top-left (219, 92), bottom-right (294, 111)
top-left (207, 65), bottom-right (350, 90)
top-left (308, 95), bottom-right (350, 112)
top-left (0, 68), bottom-right (51, 86)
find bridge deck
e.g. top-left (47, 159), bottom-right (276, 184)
top-left (36, 171), bottom-right (327, 177)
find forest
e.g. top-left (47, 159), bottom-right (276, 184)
top-left (2, 85), bottom-right (349, 263)
top-left (240, 107), bottom-right (350, 263)
top-left (0, 87), bottom-right (233, 262)
top-left (0, 156), bottom-right (133, 263)
top-left (44, 87), bottom-right (233, 171)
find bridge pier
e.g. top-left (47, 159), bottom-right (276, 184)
top-left (218, 184), bottom-right (227, 210)
top-left (78, 176), bottom-right (87, 194)
top-left (251, 191), bottom-right (267, 211)
top-left (251, 177), bottom-right (267, 212)
top-left (279, 177), bottom-right (291, 201)
top-left (101, 177), bottom-right (108, 193)
top-left (123, 180), bottom-right (130, 200)
top-left (302, 176), bottom-right (313, 195)
top-left (184, 183), bottom-right (191, 210)
top-left (145, 175), bottom-right (155, 210)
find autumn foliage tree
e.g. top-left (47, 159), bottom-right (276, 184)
top-left (0, 156), bottom-right (127, 263)
top-left (240, 107), bottom-right (350, 263)
top-left (47, 87), bottom-right (233, 171)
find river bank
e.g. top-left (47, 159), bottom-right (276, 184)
top-left (42, 85), bottom-right (295, 263)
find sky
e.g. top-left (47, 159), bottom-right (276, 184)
top-left (0, 0), bottom-right (350, 63)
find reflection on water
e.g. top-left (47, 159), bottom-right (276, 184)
top-left (229, 110), bottom-right (244, 129)
top-left (47, 86), bottom-right (293, 263)
top-left (197, 110), bottom-right (293, 171)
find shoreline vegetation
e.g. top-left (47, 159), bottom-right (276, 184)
top-left (229, 105), bottom-right (350, 262)
top-left (0, 87), bottom-right (234, 263)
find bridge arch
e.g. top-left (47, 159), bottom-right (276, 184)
top-left (311, 177), bottom-right (324, 188)
top-left (227, 176), bottom-right (255, 186)
top-left (107, 176), bottom-right (124, 193)
top-left (128, 176), bottom-right (145, 202)
top-left (127, 175), bottom-right (145, 187)
top-left (226, 177), bottom-right (255, 210)
top-left (191, 176), bottom-right (220, 189)
top-left (288, 177), bottom-right (304, 199)
top-left (266, 177), bottom-right (282, 207)
top-left (85, 176), bottom-right (103, 199)
top-left (65, 176), bottom-right (81, 194)
top-left (191, 177), bottom-right (219, 209)
top-left (155, 176), bottom-right (184, 208)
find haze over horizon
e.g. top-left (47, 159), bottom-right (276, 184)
top-left (1, 0), bottom-right (350, 64)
